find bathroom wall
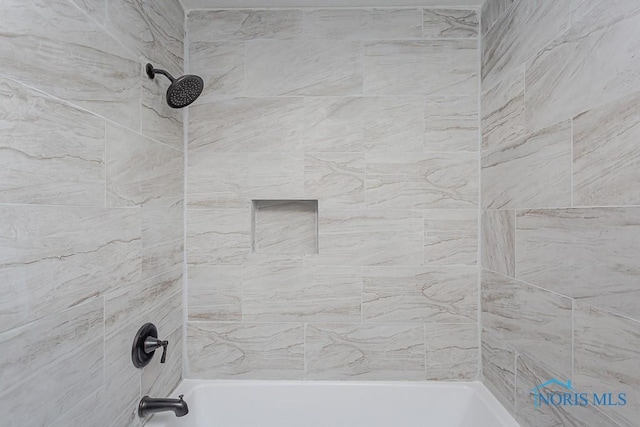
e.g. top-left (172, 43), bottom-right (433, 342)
top-left (0, 0), bottom-right (185, 425)
top-left (185, 7), bottom-right (481, 381)
top-left (480, 0), bottom-right (640, 425)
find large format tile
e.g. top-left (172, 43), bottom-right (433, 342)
top-left (482, 270), bottom-right (572, 378)
top-left (310, 209), bottom-right (423, 266)
top-left (303, 97), bottom-right (423, 152)
top-left (525, 10), bottom-right (640, 131)
top-left (0, 80), bottom-right (104, 206)
top-left (366, 152), bottom-right (478, 209)
top-left (425, 324), bottom-right (478, 381)
top-left (424, 96), bottom-right (478, 152)
top-left (305, 323), bottom-right (425, 380)
top-left (187, 322), bottom-right (304, 379)
top-left (482, 120), bottom-right (572, 209)
top-left (0, 0), bottom-right (140, 129)
top-left (573, 91), bottom-right (640, 206)
top-left (187, 152), bottom-right (304, 209)
top-left (244, 40), bottom-right (362, 95)
top-left (106, 123), bottom-right (183, 209)
top-left (106, 0), bottom-right (184, 73)
top-left (243, 265), bottom-right (361, 322)
top-left (364, 40), bottom-right (477, 96)
top-left (362, 267), bottom-right (477, 323)
top-left (482, 0), bottom-right (570, 89)
top-left (141, 207), bottom-right (183, 280)
top-left (481, 209), bottom-right (515, 276)
top-left (304, 153), bottom-right (365, 209)
top-left (303, 8), bottom-right (422, 40)
top-left (481, 0), bottom-right (514, 35)
top-left (481, 328), bottom-right (516, 413)
top-left (189, 97), bottom-right (304, 153)
top-left (188, 9), bottom-right (303, 42)
top-left (188, 42), bottom-right (244, 98)
top-left (188, 265), bottom-right (242, 321)
top-left (424, 209), bottom-right (477, 266)
top-left (422, 8), bottom-right (478, 39)
top-left (186, 208), bottom-right (251, 266)
top-left (0, 299), bottom-right (103, 427)
top-left (481, 67), bottom-right (525, 151)
top-left (515, 352), bottom-right (618, 427)
top-left (0, 205), bottom-right (141, 333)
top-left (574, 303), bottom-right (640, 426)
top-left (516, 207), bottom-right (640, 319)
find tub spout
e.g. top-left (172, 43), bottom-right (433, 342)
top-left (139, 394), bottom-right (189, 417)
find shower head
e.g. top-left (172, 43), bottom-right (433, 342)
top-left (146, 63), bottom-right (204, 109)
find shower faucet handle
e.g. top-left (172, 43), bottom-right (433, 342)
top-left (144, 337), bottom-right (169, 363)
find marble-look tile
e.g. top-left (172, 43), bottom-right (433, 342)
top-left (142, 60), bottom-right (183, 151)
top-left (243, 265), bottom-right (361, 322)
top-left (187, 322), bottom-right (304, 379)
top-left (525, 11), bottom-right (640, 132)
top-left (0, 205), bottom-right (141, 333)
top-left (482, 0), bottom-right (570, 89)
top-left (188, 42), bottom-right (244, 98)
top-left (106, 0), bottom-right (184, 73)
top-left (574, 303), bottom-right (640, 426)
top-left (188, 9), bottom-right (303, 42)
top-left (310, 209), bottom-right (423, 266)
top-left (482, 120), bottom-right (572, 209)
top-left (363, 267), bottom-right (477, 323)
top-left (482, 270), bottom-right (572, 378)
top-left (303, 8), bottom-right (422, 40)
top-left (245, 40), bottom-right (362, 96)
top-left (305, 323), bottom-right (425, 380)
top-left (188, 265), bottom-right (242, 321)
top-left (364, 40), bottom-right (478, 96)
top-left (106, 123), bottom-right (183, 208)
top-left (482, 328), bottom-right (516, 412)
top-left (186, 208), bottom-right (251, 266)
top-left (0, 299), bottom-right (103, 427)
top-left (481, 209), bottom-right (515, 276)
top-left (189, 97), bottom-right (304, 152)
top-left (304, 153), bottom-right (365, 209)
top-left (142, 326), bottom-right (182, 398)
top-left (422, 8), bottom-right (478, 39)
top-left (424, 96), bottom-right (478, 152)
top-left (425, 324), bottom-right (478, 381)
top-left (0, 0), bottom-right (140, 130)
top-left (573, 92), bottom-right (640, 206)
top-left (481, 67), bottom-right (525, 151)
top-left (303, 97), bottom-right (423, 152)
top-left (0, 79), bottom-right (105, 206)
top-left (515, 352), bottom-right (619, 427)
top-left (366, 152), bottom-right (478, 209)
top-left (481, 0), bottom-right (514, 35)
top-left (516, 208), bottom-right (640, 319)
top-left (49, 369), bottom-right (140, 427)
top-left (141, 207), bottom-right (183, 280)
top-left (253, 200), bottom-right (318, 255)
top-left (104, 269), bottom-right (182, 378)
top-left (187, 152), bottom-right (305, 209)
top-left (70, 0), bottom-right (106, 24)
top-left (571, 0), bottom-right (640, 29)
top-left (424, 209), bottom-right (477, 266)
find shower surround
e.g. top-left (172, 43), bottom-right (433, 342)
top-left (480, 0), bottom-right (640, 426)
top-left (184, 7), bottom-right (481, 381)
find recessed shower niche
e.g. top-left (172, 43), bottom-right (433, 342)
top-left (251, 200), bottom-right (318, 255)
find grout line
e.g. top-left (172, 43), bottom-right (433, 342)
top-left (570, 118), bottom-right (574, 208)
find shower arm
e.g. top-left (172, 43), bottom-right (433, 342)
top-left (145, 64), bottom-right (175, 83)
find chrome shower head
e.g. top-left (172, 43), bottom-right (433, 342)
top-left (146, 63), bottom-right (204, 109)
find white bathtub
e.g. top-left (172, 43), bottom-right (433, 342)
top-left (146, 380), bottom-right (519, 427)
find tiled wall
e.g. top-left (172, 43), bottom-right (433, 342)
top-left (480, 0), bottom-right (640, 426)
top-left (185, 8), bottom-right (481, 381)
top-left (0, 0), bottom-right (185, 425)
